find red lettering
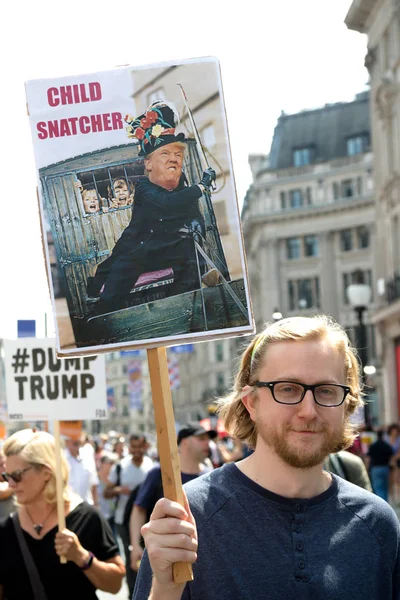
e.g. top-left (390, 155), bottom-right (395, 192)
top-left (36, 109), bottom-right (123, 139)
top-left (89, 82), bottom-right (102, 101)
top-left (48, 120), bottom-right (60, 138)
top-left (47, 88), bottom-right (59, 107)
top-left (102, 113), bottom-right (112, 131)
top-left (59, 119), bottom-right (71, 136)
top-left (60, 86), bottom-right (73, 105)
top-left (68, 117), bottom-right (78, 135)
top-left (90, 114), bottom-right (103, 133)
top-left (112, 112), bottom-right (123, 129)
top-left (73, 85), bottom-right (80, 103)
top-left (79, 116), bottom-right (90, 134)
top-left (80, 83), bottom-right (90, 102)
top-left (37, 122), bottom-right (48, 140)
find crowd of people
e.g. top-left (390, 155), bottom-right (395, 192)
top-left (1, 315), bottom-right (400, 599)
top-left (0, 422), bottom-right (248, 599)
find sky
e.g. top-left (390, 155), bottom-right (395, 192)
top-left (0, 0), bottom-right (368, 341)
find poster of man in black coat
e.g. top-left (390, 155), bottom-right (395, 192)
top-left (87, 101), bottom-right (220, 311)
top-left (25, 58), bottom-right (254, 354)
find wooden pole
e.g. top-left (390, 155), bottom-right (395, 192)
top-left (53, 420), bottom-right (67, 564)
top-left (147, 347), bottom-right (194, 584)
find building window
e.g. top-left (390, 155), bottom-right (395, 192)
top-left (216, 372), bottom-right (225, 390)
top-left (357, 226), bottom-right (370, 249)
top-left (147, 87), bottom-right (165, 105)
top-left (290, 189), bottom-right (303, 208)
top-left (293, 147), bottom-right (312, 167)
top-left (333, 182), bottom-right (340, 200)
top-left (286, 238), bottom-right (301, 259)
top-left (216, 342), bottom-right (224, 362)
top-left (306, 188), bottom-right (312, 205)
top-left (201, 124), bottom-right (216, 148)
top-left (341, 180), bottom-right (354, 197)
top-left (304, 235), bottom-right (319, 257)
top-left (280, 191), bottom-right (286, 209)
top-left (347, 135), bottom-right (369, 156)
top-left (340, 229), bottom-right (353, 251)
top-left (357, 176), bottom-right (363, 195)
top-left (288, 277), bottom-right (320, 310)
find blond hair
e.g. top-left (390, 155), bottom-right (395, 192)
top-left (218, 315), bottom-right (363, 449)
top-left (3, 429), bottom-right (70, 504)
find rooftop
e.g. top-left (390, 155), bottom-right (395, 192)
top-left (268, 91), bottom-right (370, 171)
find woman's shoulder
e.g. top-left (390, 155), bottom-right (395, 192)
top-left (66, 498), bottom-right (99, 523)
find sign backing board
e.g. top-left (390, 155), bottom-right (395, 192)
top-left (3, 338), bottom-right (107, 421)
top-left (25, 56), bottom-right (254, 357)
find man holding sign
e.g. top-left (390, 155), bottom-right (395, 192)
top-left (87, 100), bottom-right (219, 310)
top-left (133, 316), bottom-right (400, 599)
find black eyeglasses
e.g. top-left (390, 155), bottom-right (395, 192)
top-left (253, 381), bottom-right (351, 407)
top-left (1, 466), bottom-right (33, 483)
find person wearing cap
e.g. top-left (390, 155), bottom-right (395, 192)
top-left (128, 422), bottom-right (216, 576)
top-left (86, 100), bottom-right (218, 309)
top-left (133, 315), bottom-right (400, 600)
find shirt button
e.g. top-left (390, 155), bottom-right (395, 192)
top-left (159, 218), bottom-right (163, 222)
top-left (140, 241), bottom-right (143, 245)
top-left (296, 542), bottom-right (303, 551)
top-left (298, 561), bottom-right (306, 569)
top-left (150, 229), bottom-right (153, 233)
top-left (294, 525), bottom-right (302, 533)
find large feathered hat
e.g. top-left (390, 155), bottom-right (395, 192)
top-left (125, 100), bottom-right (185, 156)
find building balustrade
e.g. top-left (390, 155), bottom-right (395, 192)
top-left (387, 273), bottom-right (400, 304)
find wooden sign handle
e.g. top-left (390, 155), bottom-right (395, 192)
top-left (53, 420), bottom-right (67, 564)
top-left (147, 348), bottom-right (194, 584)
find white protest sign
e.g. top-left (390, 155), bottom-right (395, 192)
top-left (3, 338), bottom-right (107, 421)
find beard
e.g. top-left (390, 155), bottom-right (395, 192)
top-left (259, 421), bottom-right (346, 469)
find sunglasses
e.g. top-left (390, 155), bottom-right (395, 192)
top-left (2, 466), bottom-right (33, 483)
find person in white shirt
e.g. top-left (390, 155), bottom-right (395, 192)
top-left (64, 438), bottom-right (99, 506)
top-left (105, 434), bottom-right (153, 596)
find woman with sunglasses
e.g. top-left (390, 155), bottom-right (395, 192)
top-left (0, 429), bottom-right (125, 600)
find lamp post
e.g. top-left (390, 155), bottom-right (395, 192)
top-left (346, 270), bottom-right (372, 427)
top-left (298, 298), bottom-right (308, 311)
top-left (272, 308), bottom-right (283, 322)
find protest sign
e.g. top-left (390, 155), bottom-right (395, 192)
top-left (59, 420), bottom-right (83, 440)
top-left (3, 338), bottom-right (107, 421)
top-left (25, 56), bottom-right (254, 357)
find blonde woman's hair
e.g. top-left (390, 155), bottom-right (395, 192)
top-left (3, 429), bottom-right (70, 504)
top-left (217, 315), bottom-right (363, 450)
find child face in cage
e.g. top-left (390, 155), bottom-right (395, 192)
top-left (82, 188), bottom-right (100, 213)
top-left (110, 179), bottom-right (134, 207)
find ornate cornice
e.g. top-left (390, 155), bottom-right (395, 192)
top-left (345, 0), bottom-right (376, 33)
top-left (375, 81), bottom-right (400, 120)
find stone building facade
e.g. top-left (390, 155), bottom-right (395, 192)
top-left (241, 93), bottom-right (381, 424)
top-left (346, 0), bottom-right (400, 423)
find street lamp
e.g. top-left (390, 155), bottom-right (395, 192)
top-left (346, 270), bottom-right (372, 427)
top-left (298, 298), bottom-right (307, 310)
